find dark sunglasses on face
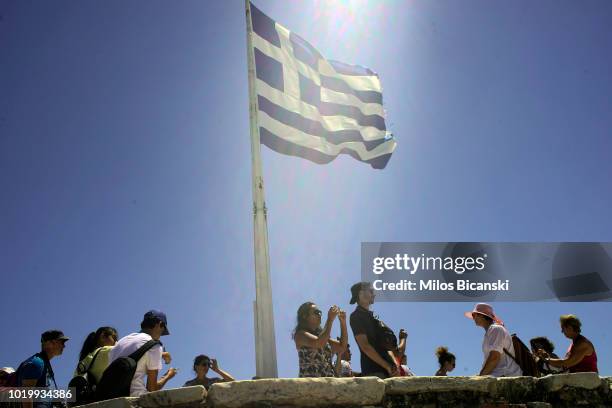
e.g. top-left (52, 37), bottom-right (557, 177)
top-left (313, 309), bottom-right (322, 317)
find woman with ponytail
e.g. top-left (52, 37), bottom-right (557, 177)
top-left (75, 327), bottom-right (118, 383)
top-left (435, 346), bottom-right (456, 376)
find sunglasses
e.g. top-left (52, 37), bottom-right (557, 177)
top-left (313, 309), bottom-right (322, 317)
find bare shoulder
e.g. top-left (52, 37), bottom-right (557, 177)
top-left (294, 330), bottom-right (316, 348)
top-left (572, 337), bottom-right (594, 355)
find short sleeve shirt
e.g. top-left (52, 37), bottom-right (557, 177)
top-left (109, 333), bottom-right (162, 397)
top-left (482, 324), bottom-right (522, 377)
top-left (350, 306), bottom-right (394, 376)
top-left (17, 354), bottom-right (55, 408)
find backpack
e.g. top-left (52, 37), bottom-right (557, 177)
top-left (95, 340), bottom-right (160, 401)
top-left (503, 334), bottom-right (540, 377)
top-left (67, 348), bottom-right (102, 406)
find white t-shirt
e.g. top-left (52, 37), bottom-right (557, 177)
top-left (482, 324), bottom-right (522, 377)
top-left (108, 332), bottom-right (163, 397)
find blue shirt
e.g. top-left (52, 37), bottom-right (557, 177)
top-left (17, 354), bottom-right (55, 408)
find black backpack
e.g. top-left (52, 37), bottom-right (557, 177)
top-left (95, 340), bottom-right (160, 401)
top-left (503, 334), bottom-right (541, 377)
top-left (67, 348), bottom-right (103, 406)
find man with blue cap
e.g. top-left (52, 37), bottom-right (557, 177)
top-left (108, 310), bottom-right (177, 397)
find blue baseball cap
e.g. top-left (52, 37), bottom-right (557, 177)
top-left (143, 310), bottom-right (170, 336)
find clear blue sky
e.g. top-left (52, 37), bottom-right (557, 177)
top-left (1, 0), bottom-right (611, 387)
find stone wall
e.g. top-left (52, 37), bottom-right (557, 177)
top-left (80, 373), bottom-right (612, 408)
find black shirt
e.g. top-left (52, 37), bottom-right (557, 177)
top-left (349, 305), bottom-right (394, 376)
top-left (183, 377), bottom-right (222, 390)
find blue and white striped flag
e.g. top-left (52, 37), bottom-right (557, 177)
top-left (248, 3), bottom-right (396, 169)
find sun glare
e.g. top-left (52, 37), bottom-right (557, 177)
top-left (310, 0), bottom-right (391, 58)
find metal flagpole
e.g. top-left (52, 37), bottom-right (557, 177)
top-left (245, 0), bottom-right (278, 378)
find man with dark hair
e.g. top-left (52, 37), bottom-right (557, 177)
top-left (349, 282), bottom-right (398, 378)
top-left (108, 310), bottom-right (177, 397)
top-left (16, 330), bottom-right (68, 408)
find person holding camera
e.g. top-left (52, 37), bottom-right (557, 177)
top-left (183, 355), bottom-right (235, 390)
top-left (538, 314), bottom-right (598, 373)
top-left (393, 329), bottom-right (414, 376)
top-left (293, 302), bottom-right (348, 377)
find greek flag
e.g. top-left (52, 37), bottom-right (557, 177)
top-left (249, 3), bottom-right (396, 169)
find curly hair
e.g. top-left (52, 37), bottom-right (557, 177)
top-left (435, 346), bottom-right (455, 367)
top-left (529, 336), bottom-right (555, 354)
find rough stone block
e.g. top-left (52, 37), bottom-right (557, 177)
top-left (78, 397), bottom-right (137, 408)
top-left (537, 372), bottom-right (602, 392)
top-left (493, 376), bottom-right (538, 401)
top-left (384, 376), bottom-right (496, 395)
top-left (207, 377), bottom-right (385, 408)
top-left (137, 386), bottom-right (207, 407)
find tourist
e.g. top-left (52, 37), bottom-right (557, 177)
top-left (16, 330), bottom-right (69, 408)
top-left (293, 302), bottom-right (348, 377)
top-left (349, 282), bottom-right (398, 378)
top-left (465, 303), bottom-right (522, 377)
top-left (183, 355), bottom-right (235, 389)
top-left (334, 341), bottom-right (355, 377)
top-left (0, 367), bottom-right (15, 386)
top-left (394, 329), bottom-right (414, 376)
top-left (540, 315), bottom-right (598, 373)
top-left (107, 310), bottom-right (177, 397)
top-left (74, 327), bottom-right (118, 384)
top-left (529, 336), bottom-right (565, 375)
top-left (434, 346), bottom-right (456, 376)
